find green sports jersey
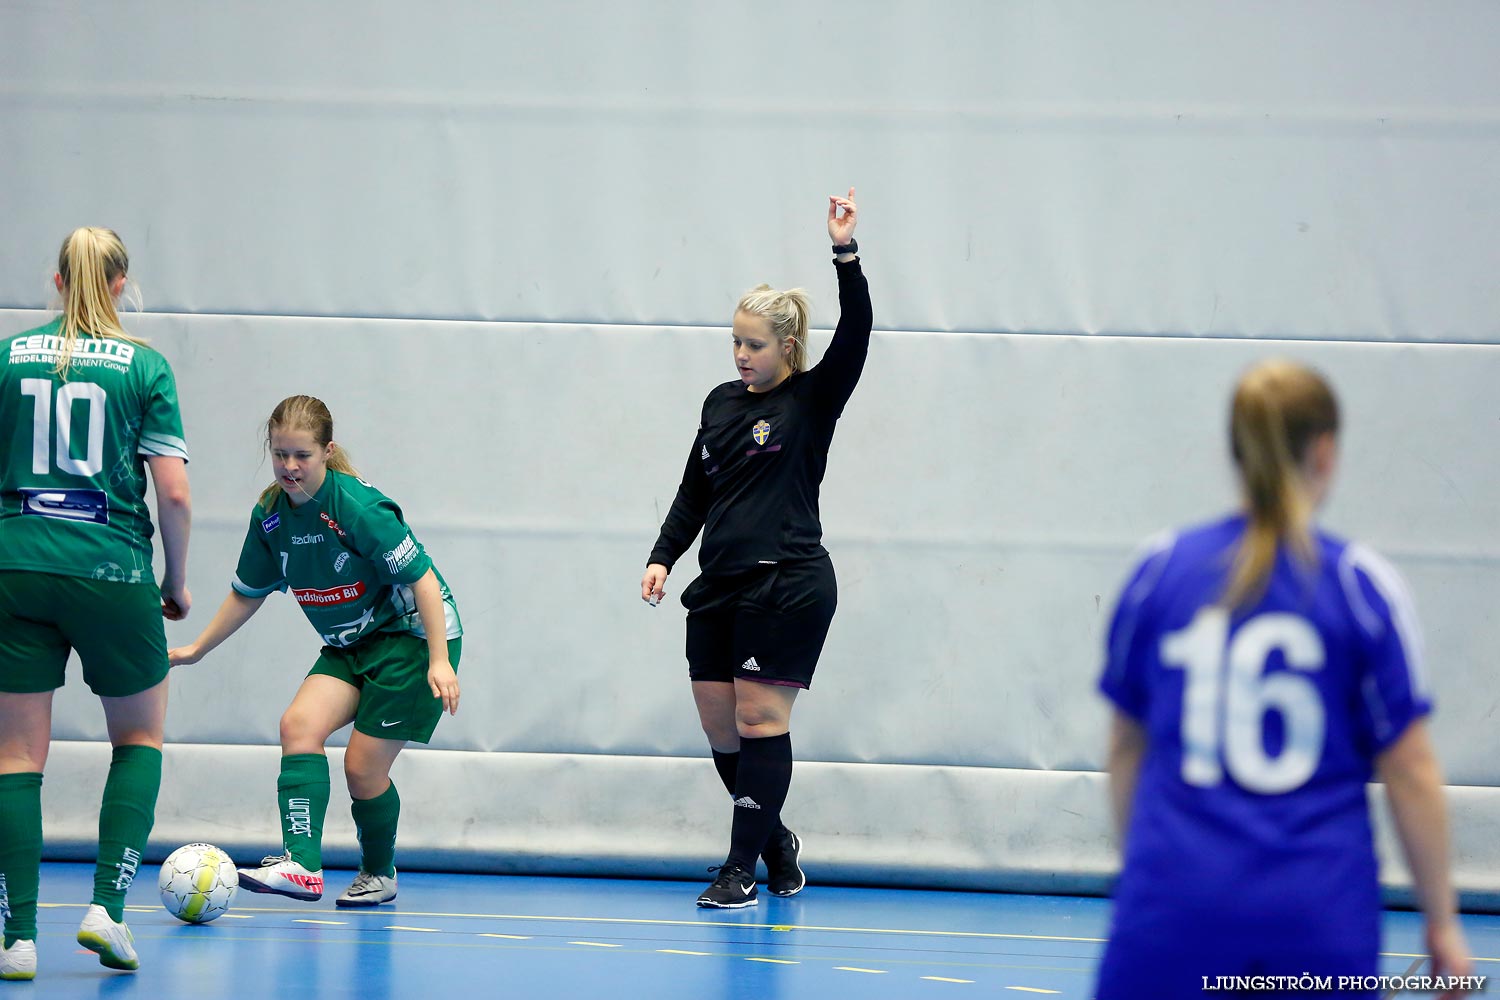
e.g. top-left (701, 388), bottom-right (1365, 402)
top-left (0, 318), bottom-right (188, 583)
top-left (231, 470), bottom-right (462, 648)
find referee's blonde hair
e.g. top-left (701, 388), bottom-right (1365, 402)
top-left (1224, 360), bottom-right (1340, 609)
top-left (259, 395), bottom-right (363, 507)
top-left (736, 285), bottom-right (811, 373)
top-left (54, 227), bottom-right (145, 375)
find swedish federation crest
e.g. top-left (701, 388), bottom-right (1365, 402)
top-left (751, 420), bottom-right (771, 446)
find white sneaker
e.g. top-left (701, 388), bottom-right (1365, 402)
top-left (335, 870), bottom-right (398, 907)
top-left (236, 853), bottom-right (324, 901)
top-left (0, 938), bottom-right (37, 981)
top-left (76, 904), bottom-right (139, 971)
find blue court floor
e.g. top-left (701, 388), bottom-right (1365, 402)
top-left (20, 863), bottom-right (1500, 998)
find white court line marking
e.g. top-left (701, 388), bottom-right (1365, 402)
top-left (295, 919), bottom-right (347, 925)
top-left (1004, 988), bottom-right (1061, 995)
top-left (923, 977), bottom-right (976, 984)
top-left (212, 902), bottom-right (1500, 969)
top-left (569, 941), bottom-right (622, 948)
top-left (746, 957), bottom-right (798, 965)
top-left (218, 914), bottom-right (255, 919)
top-left (479, 933), bottom-right (531, 940)
top-left (124, 906), bottom-right (156, 913)
top-left (385, 926), bottom-right (440, 932)
top-left (659, 949), bottom-right (711, 956)
top-left (835, 967), bottom-right (888, 974)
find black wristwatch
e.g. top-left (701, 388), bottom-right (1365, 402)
top-left (832, 238), bottom-right (858, 256)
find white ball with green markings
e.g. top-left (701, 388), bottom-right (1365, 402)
top-left (158, 843), bottom-right (239, 924)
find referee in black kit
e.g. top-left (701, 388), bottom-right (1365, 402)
top-left (642, 189), bottom-right (871, 908)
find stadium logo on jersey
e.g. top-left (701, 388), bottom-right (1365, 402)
top-left (383, 535), bottom-right (418, 575)
top-left (752, 420), bottom-right (771, 446)
top-left (291, 532), bottom-right (324, 545)
top-left (21, 488), bottom-right (108, 526)
top-left (319, 512), bottom-right (348, 538)
top-left (333, 552), bottom-right (350, 575)
top-left (291, 581), bottom-right (367, 606)
top-left (262, 513), bottom-right (281, 533)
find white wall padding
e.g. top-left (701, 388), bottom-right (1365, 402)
top-left (40, 742), bottom-right (1500, 910)
top-left (6, 305), bottom-right (1496, 899)
top-left (2, 2), bottom-right (1498, 341)
top-left (3, 0), bottom-right (1498, 902)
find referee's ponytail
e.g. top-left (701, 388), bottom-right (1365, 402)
top-left (736, 285), bottom-right (811, 373)
top-left (54, 227), bottom-right (145, 376)
top-left (1224, 360), bottom-right (1339, 609)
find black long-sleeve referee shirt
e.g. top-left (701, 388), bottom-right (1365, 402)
top-left (648, 258), bottom-right (872, 602)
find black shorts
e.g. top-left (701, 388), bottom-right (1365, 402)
top-left (684, 557), bottom-right (837, 689)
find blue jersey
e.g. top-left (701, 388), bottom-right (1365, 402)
top-left (1096, 514), bottom-right (1429, 997)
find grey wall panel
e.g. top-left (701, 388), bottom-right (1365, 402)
top-left (7, 309), bottom-right (1493, 780)
top-left (6, 307), bottom-right (1493, 816)
top-left (2, 3), bottom-right (1498, 341)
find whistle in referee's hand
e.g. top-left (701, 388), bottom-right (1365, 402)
top-left (647, 595), bottom-right (661, 608)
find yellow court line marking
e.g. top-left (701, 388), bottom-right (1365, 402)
top-left (923, 977), bottom-right (976, 984)
top-left (569, 941), bottom-right (622, 948)
top-left (1004, 989), bottom-right (1061, 995)
top-left (659, 949), bottom-right (711, 956)
top-left (385, 926), bottom-right (440, 932)
top-left (746, 957), bottom-right (798, 965)
top-left (479, 933), bottom-right (531, 940)
top-left (279, 907), bottom-right (1500, 963)
top-left (294, 919), bottom-right (347, 925)
top-left (269, 906), bottom-right (1108, 944)
top-left (836, 967), bottom-right (888, 974)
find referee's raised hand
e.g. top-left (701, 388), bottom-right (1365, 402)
top-left (828, 186), bottom-right (857, 246)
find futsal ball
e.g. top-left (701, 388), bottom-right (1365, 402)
top-left (158, 843), bottom-right (239, 924)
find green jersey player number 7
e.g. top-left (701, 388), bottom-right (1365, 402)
top-left (169, 395), bottom-right (463, 909)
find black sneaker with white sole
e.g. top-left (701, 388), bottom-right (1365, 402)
top-left (762, 827), bottom-right (806, 897)
top-left (696, 863), bottom-right (758, 908)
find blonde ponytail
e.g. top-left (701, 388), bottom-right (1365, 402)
top-left (55, 227), bottom-right (145, 376)
top-left (736, 285), bottom-right (812, 372)
top-left (1223, 361), bottom-right (1340, 609)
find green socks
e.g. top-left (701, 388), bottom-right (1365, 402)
top-left (278, 754), bottom-right (331, 871)
top-left (0, 772), bottom-right (43, 946)
top-left (351, 782), bottom-right (400, 878)
top-left (93, 745), bottom-right (161, 922)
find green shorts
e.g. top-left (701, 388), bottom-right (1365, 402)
top-left (309, 631), bottom-right (462, 744)
top-left (0, 570), bottom-right (170, 697)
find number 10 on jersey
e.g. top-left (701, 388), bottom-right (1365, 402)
top-left (19, 378), bottom-right (107, 476)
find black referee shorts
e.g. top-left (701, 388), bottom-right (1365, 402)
top-left (685, 556), bottom-right (837, 689)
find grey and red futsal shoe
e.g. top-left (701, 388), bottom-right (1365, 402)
top-left (237, 852), bottom-right (324, 901)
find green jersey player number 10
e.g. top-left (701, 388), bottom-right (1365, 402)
top-left (1162, 608), bottom-right (1326, 795)
top-left (19, 378), bottom-right (107, 477)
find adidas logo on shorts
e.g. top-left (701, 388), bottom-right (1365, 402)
top-left (733, 796), bottom-right (762, 810)
top-left (740, 656), bottom-right (760, 672)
